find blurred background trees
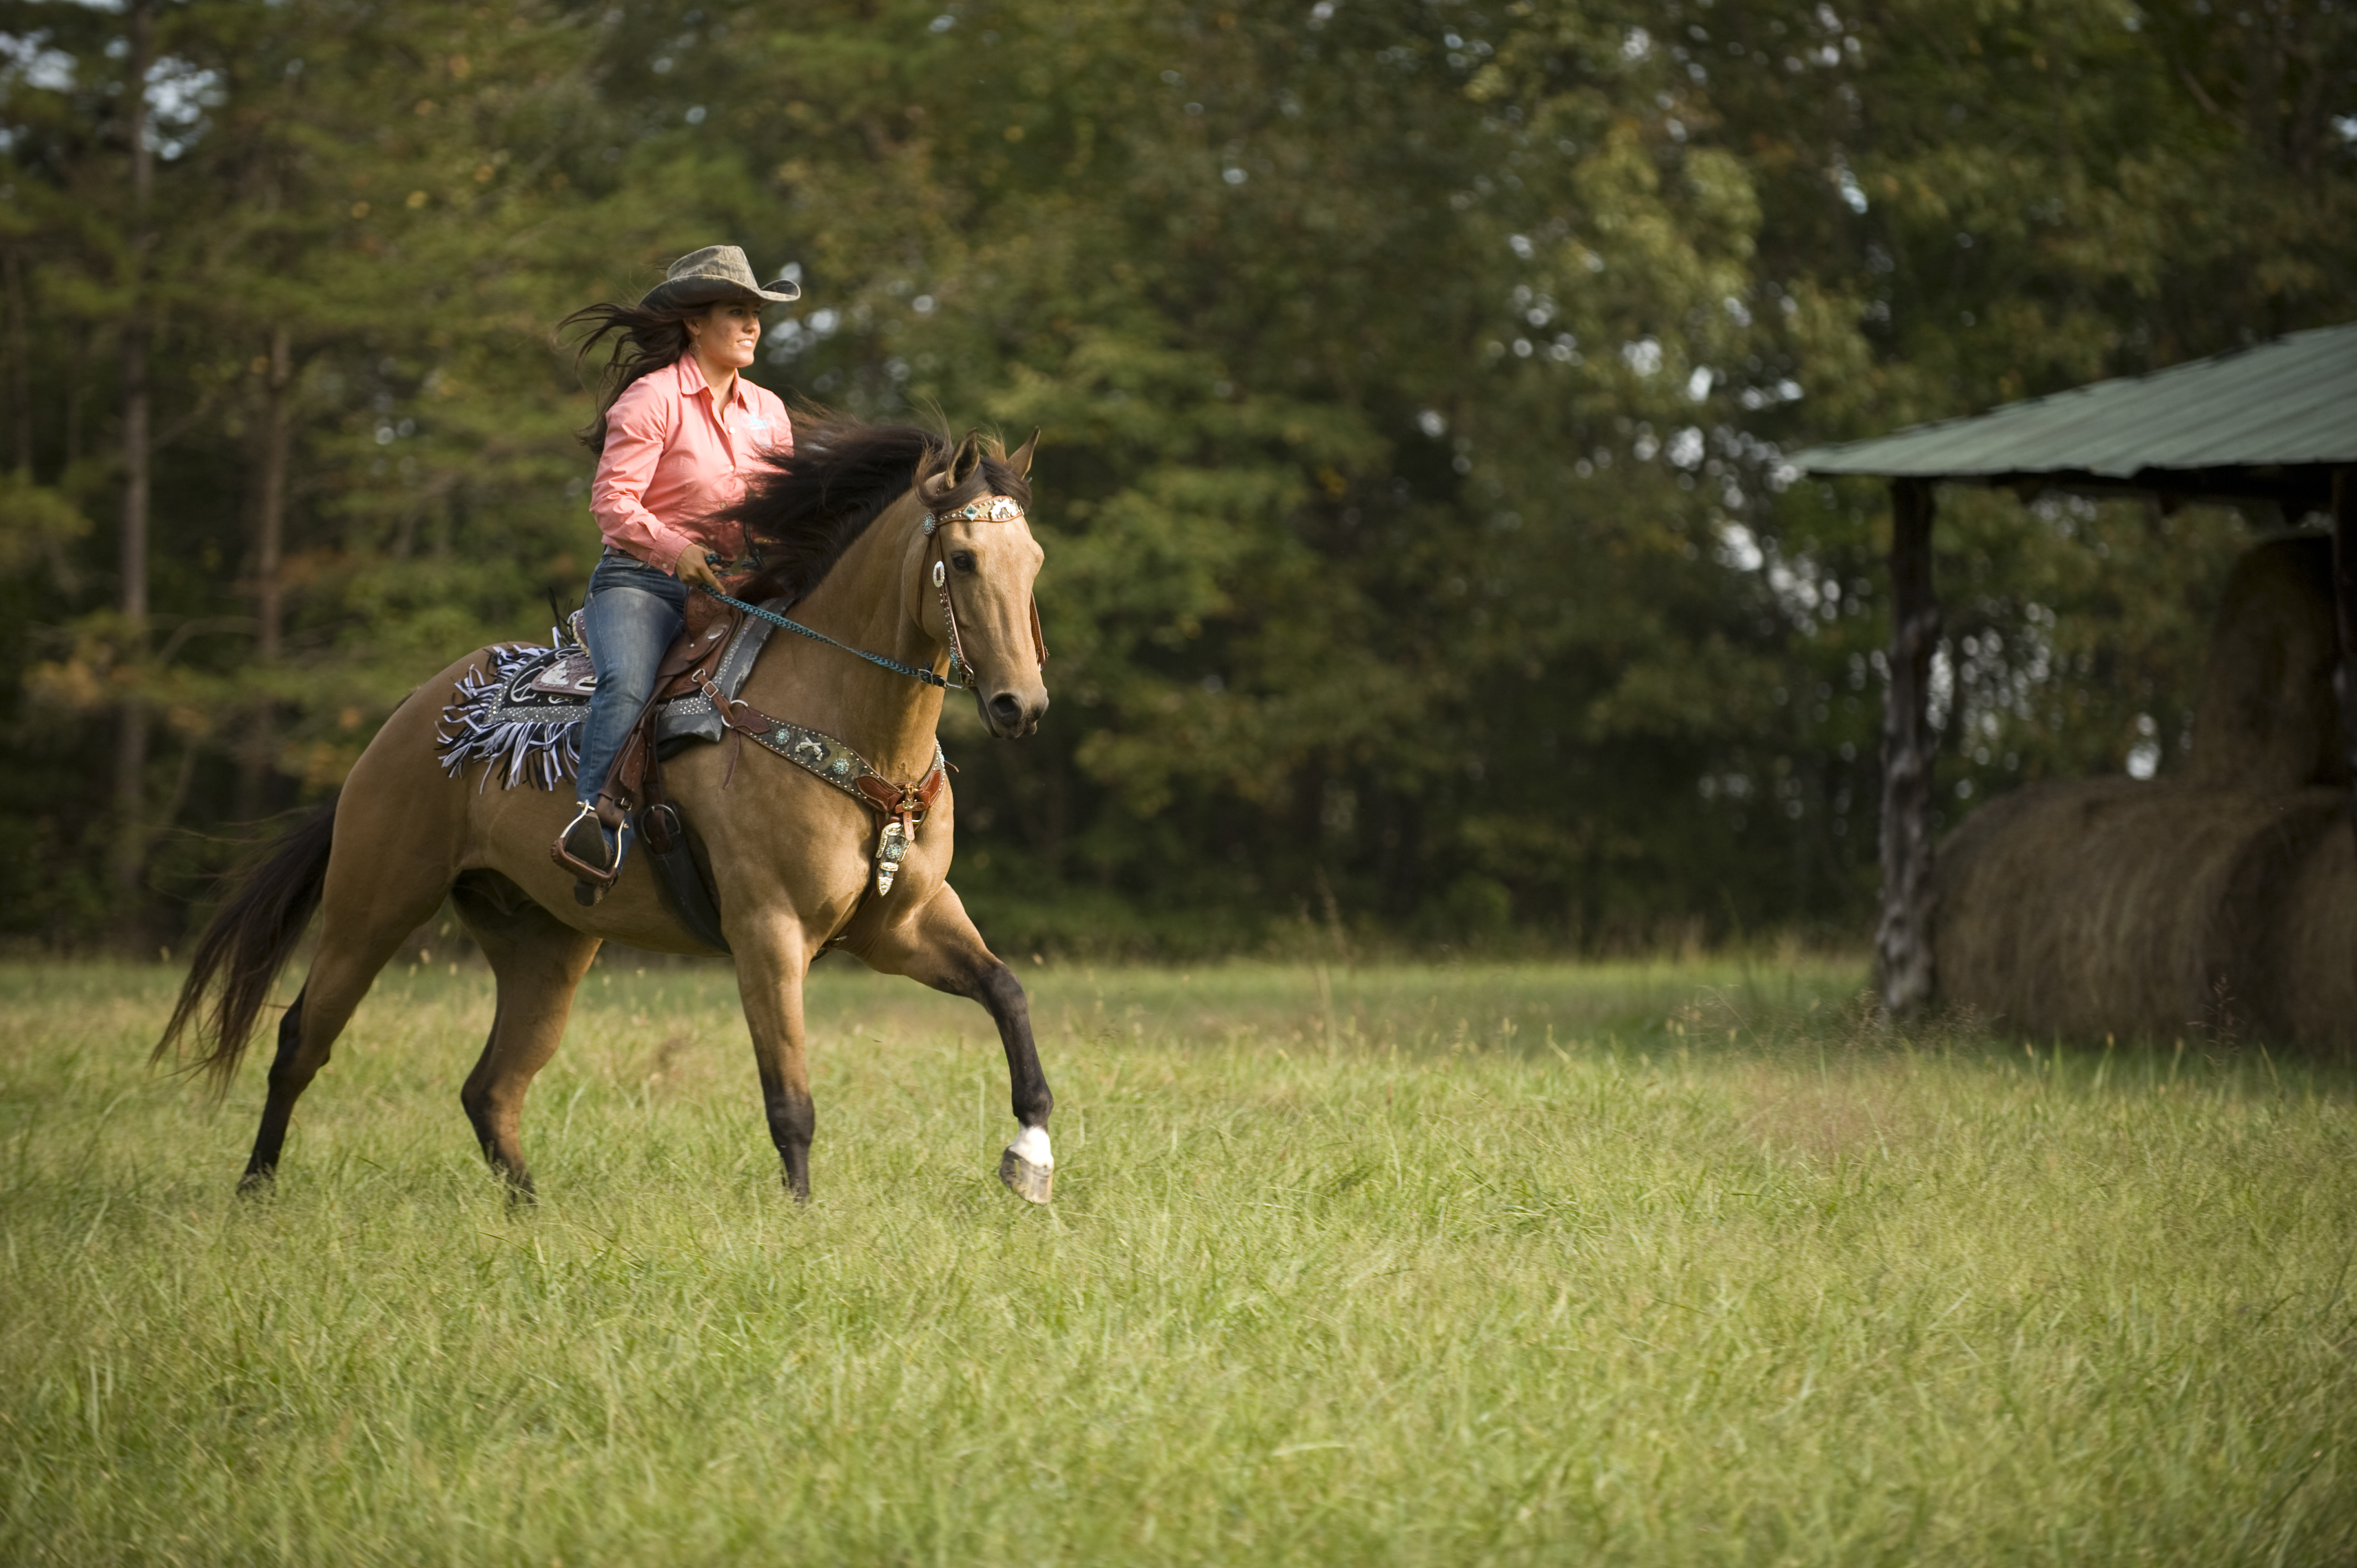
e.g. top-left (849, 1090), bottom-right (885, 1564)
top-left (2, 0), bottom-right (2350, 953)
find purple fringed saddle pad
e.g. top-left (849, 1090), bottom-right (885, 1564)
top-left (433, 603), bottom-right (786, 792)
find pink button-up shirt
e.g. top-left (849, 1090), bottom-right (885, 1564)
top-left (589, 355), bottom-right (792, 572)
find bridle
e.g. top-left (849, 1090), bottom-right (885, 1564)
top-left (922, 492), bottom-right (1049, 684)
top-left (690, 489), bottom-right (1047, 691)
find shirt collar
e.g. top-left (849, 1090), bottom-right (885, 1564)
top-left (674, 353), bottom-right (754, 410)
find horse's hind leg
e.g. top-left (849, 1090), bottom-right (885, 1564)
top-left (241, 884), bottom-right (448, 1190)
top-left (845, 884), bottom-right (1054, 1203)
top-left (451, 876), bottom-right (600, 1199)
top-left (243, 989), bottom-right (321, 1192)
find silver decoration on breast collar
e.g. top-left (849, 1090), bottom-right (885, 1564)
top-left (874, 819), bottom-right (910, 895)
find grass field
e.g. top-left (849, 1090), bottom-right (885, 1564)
top-left (3, 953), bottom-right (2354, 1565)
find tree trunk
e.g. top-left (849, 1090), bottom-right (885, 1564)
top-left (4, 248), bottom-right (29, 476)
top-left (237, 326), bottom-right (294, 818)
top-left (110, 0), bottom-right (155, 901)
top-left (1875, 478), bottom-right (1941, 1014)
top-left (2333, 470), bottom-right (2357, 854)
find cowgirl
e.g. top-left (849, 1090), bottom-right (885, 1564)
top-left (553, 245), bottom-right (797, 899)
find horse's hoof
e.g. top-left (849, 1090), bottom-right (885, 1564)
top-left (236, 1169), bottom-right (275, 1198)
top-left (998, 1125), bottom-right (1053, 1204)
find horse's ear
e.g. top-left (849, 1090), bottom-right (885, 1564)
top-left (917, 436), bottom-right (961, 503)
top-left (1006, 427), bottom-right (1041, 479)
top-left (954, 429), bottom-right (985, 483)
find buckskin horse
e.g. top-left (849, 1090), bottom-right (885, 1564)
top-left (155, 420), bottom-right (1056, 1205)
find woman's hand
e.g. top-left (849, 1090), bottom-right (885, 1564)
top-left (676, 550), bottom-right (725, 594)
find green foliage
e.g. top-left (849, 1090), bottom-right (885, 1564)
top-left (6, 960), bottom-right (2357, 1562)
top-left (2, 0), bottom-right (2352, 947)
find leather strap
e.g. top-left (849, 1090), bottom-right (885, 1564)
top-left (637, 802), bottom-right (730, 953)
top-left (853, 767), bottom-right (950, 840)
top-left (927, 525), bottom-right (1047, 682)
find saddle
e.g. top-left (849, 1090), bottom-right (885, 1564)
top-left (523, 597), bottom-right (770, 754)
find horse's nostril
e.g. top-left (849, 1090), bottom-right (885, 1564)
top-left (989, 693), bottom-right (1024, 729)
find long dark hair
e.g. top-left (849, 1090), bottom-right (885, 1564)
top-left (558, 300), bottom-right (706, 452)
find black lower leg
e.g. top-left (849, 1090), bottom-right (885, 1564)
top-left (459, 1028), bottom-right (537, 1203)
top-left (239, 992), bottom-right (310, 1192)
top-left (974, 963), bottom-right (1054, 1128)
top-left (764, 1090), bottom-right (815, 1203)
top-left (469, 1132), bottom-right (535, 1196)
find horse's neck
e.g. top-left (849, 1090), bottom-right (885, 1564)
top-left (739, 502), bottom-right (946, 781)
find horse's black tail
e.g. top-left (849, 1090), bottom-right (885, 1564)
top-left (153, 796), bottom-right (340, 1094)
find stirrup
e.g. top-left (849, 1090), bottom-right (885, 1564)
top-left (551, 802), bottom-right (625, 902)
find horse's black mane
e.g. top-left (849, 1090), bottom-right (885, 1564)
top-left (719, 411), bottom-right (1033, 606)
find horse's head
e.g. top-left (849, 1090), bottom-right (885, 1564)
top-left (914, 431), bottom-right (1049, 739)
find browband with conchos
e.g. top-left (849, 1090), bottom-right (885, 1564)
top-left (922, 494), bottom-right (1026, 533)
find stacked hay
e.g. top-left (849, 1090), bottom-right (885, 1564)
top-left (2266, 823), bottom-right (2357, 1042)
top-left (1931, 534), bottom-right (2357, 1048)
top-left (2184, 534), bottom-right (2346, 792)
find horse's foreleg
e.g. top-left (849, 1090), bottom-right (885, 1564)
top-left (733, 925), bottom-right (820, 1201)
top-left (849, 884), bottom-right (1054, 1203)
top-left (452, 880), bottom-right (601, 1200)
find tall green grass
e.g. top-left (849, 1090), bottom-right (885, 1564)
top-left (3, 956), bottom-right (2352, 1565)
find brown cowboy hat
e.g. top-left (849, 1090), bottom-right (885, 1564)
top-left (639, 245), bottom-right (802, 310)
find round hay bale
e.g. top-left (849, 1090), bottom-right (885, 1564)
top-left (1930, 779), bottom-right (2348, 1044)
top-left (2188, 533), bottom-right (2344, 791)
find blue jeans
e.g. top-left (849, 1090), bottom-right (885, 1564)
top-left (575, 549), bottom-right (689, 809)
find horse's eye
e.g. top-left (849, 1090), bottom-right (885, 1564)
top-left (951, 550), bottom-right (979, 574)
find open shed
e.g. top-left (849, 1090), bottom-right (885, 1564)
top-left (1789, 322), bottom-right (2357, 1016)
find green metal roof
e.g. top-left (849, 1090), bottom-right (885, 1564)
top-left (1789, 322), bottom-right (2357, 506)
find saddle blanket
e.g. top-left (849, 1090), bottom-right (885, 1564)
top-left (434, 600), bottom-right (786, 791)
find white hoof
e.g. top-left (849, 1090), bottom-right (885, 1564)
top-left (999, 1125), bottom-right (1053, 1204)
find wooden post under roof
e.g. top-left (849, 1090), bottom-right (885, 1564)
top-left (2334, 468), bottom-right (2357, 848)
top-left (1877, 478), bottom-right (1941, 1014)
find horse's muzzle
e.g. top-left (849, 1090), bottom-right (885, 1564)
top-left (979, 687), bottom-right (1047, 739)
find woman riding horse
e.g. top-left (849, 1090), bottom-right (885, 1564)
top-left (553, 244), bottom-right (799, 899)
top-left (151, 345), bottom-right (1058, 1205)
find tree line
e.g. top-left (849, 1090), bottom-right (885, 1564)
top-left (2, 0), bottom-right (2350, 953)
